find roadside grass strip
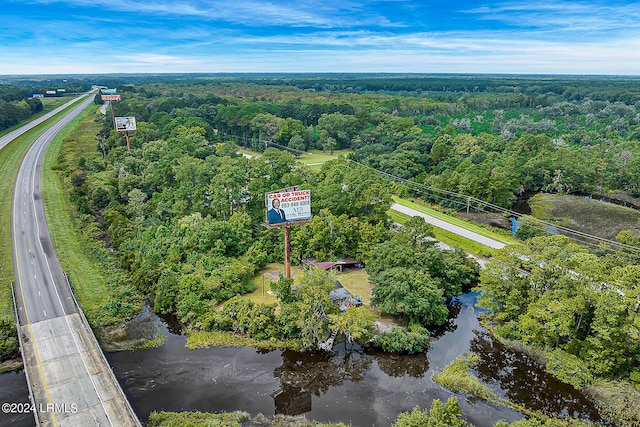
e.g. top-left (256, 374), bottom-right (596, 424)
top-left (392, 196), bottom-right (516, 246)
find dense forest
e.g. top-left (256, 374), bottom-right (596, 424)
top-left (83, 75), bottom-right (640, 425)
top-left (98, 74), bottom-right (640, 210)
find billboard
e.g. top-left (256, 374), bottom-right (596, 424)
top-left (102, 88), bottom-right (117, 95)
top-left (115, 116), bottom-right (137, 132)
top-left (265, 187), bottom-right (311, 226)
top-left (101, 94), bottom-right (122, 102)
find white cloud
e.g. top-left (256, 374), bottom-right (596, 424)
top-left (464, 1), bottom-right (640, 33)
top-left (11, 0), bottom-right (395, 28)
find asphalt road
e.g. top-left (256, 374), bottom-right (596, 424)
top-left (390, 203), bottom-right (508, 250)
top-left (0, 97), bottom-right (87, 153)
top-left (11, 96), bottom-right (92, 324)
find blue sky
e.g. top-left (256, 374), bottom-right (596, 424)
top-left (1, 0), bottom-right (640, 75)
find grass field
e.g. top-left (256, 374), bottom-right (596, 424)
top-left (244, 262), bottom-right (373, 306)
top-left (244, 263), bottom-right (304, 306)
top-left (235, 147), bottom-right (353, 169)
top-left (237, 147), bottom-right (260, 158)
top-left (297, 148), bottom-right (352, 167)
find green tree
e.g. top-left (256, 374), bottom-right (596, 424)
top-left (371, 267), bottom-right (449, 326)
top-left (271, 276), bottom-right (297, 305)
top-left (0, 318), bottom-right (18, 360)
top-left (154, 270), bottom-right (179, 314)
top-left (292, 269), bottom-right (339, 350)
top-left (329, 306), bottom-right (375, 346)
top-left (376, 326), bottom-right (430, 354)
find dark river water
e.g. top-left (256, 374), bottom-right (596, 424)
top-left (0, 292), bottom-right (602, 427)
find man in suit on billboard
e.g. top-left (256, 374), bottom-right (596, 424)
top-left (267, 198), bottom-right (287, 224)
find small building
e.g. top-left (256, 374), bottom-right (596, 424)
top-left (302, 257), bottom-right (337, 271)
top-left (301, 257), bottom-right (363, 273)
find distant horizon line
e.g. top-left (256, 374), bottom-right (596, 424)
top-left (2, 72), bottom-right (640, 78)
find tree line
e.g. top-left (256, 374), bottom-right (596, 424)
top-left (0, 84), bottom-right (43, 132)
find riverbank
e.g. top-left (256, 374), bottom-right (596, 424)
top-left (148, 410), bottom-right (349, 427)
top-left (471, 319), bottom-right (640, 426)
top-left (104, 302), bottom-right (525, 427)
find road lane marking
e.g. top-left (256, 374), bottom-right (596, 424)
top-left (13, 183), bottom-right (60, 427)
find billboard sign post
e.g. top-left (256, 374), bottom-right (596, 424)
top-left (114, 116), bottom-right (136, 151)
top-left (265, 187), bottom-right (311, 278)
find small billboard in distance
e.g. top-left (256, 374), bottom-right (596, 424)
top-left (115, 116), bottom-right (137, 132)
top-left (265, 187), bottom-right (311, 226)
top-left (102, 88), bottom-right (117, 95)
top-left (101, 94), bottom-right (122, 102)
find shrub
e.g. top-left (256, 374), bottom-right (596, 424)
top-left (376, 327), bottom-right (430, 354)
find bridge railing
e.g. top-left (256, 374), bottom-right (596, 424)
top-left (63, 273), bottom-right (142, 427)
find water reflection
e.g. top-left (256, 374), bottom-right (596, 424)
top-left (370, 350), bottom-right (429, 378)
top-left (273, 347), bottom-right (372, 415)
top-left (470, 331), bottom-right (603, 422)
top-left (103, 292), bottom-right (528, 426)
top-left (0, 370), bottom-right (32, 427)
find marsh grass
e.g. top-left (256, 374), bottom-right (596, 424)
top-left (585, 380), bottom-right (640, 427)
top-left (148, 410), bottom-right (349, 427)
top-left (433, 353), bottom-right (497, 402)
top-left (186, 329), bottom-right (301, 351)
top-left (530, 193), bottom-right (640, 241)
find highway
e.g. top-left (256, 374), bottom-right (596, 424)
top-left (10, 94), bottom-right (140, 426)
top-left (0, 97), bottom-right (88, 152)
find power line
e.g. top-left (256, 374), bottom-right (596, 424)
top-left (347, 159), bottom-right (640, 253)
